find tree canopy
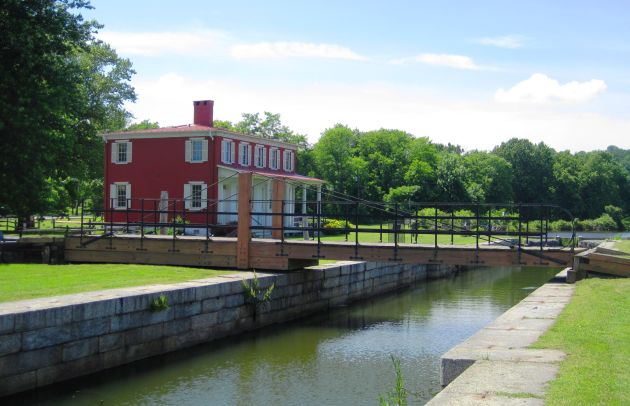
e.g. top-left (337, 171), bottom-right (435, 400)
top-left (0, 0), bottom-right (136, 220)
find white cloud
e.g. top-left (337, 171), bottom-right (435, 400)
top-left (127, 73), bottom-right (629, 153)
top-left (229, 41), bottom-right (367, 60)
top-left (474, 35), bottom-right (527, 49)
top-left (495, 73), bottom-right (607, 104)
top-left (97, 30), bottom-right (227, 56)
top-left (390, 53), bottom-right (480, 70)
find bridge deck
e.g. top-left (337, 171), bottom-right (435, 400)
top-left (65, 234), bottom-right (581, 270)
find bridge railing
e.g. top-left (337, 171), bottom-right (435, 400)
top-left (249, 199), bottom-right (576, 254)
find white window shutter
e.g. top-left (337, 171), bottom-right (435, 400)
top-left (202, 139), bottom-right (208, 162)
top-left (126, 183), bottom-right (131, 208)
top-left (127, 141), bottom-right (132, 163)
top-left (111, 143), bottom-right (117, 163)
top-left (221, 140), bottom-right (227, 163)
top-left (201, 184), bottom-right (208, 209)
top-left (109, 184), bottom-right (117, 208)
top-left (185, 140), bottom-right (191, 162)
top-left (230, 142), bottom-right (235, 163)
top-left (184, 184), bottom-right (191, 209)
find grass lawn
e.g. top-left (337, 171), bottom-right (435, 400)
top-left (613, 239), bottom-right (630, 254)
top-left (532, 278), bottom-right (630, 405)
top-left (0, 263), bottom-right (237, 303)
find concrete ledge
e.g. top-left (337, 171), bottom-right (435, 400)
top-left (430, 268), bottom-right (574, 405)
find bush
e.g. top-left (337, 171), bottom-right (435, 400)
top-left (322, 218), bottom-right (355, 235)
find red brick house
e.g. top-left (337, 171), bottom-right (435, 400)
top-left (102, 99), bottom-right (322, 235)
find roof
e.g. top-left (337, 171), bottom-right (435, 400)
top-left (102, 124), bottom-right (298, 149)
top-left (217, 165), bottom-right (324, 184)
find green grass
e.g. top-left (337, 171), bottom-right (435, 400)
top-left (613, 240), bottom-right (630, 254)
top-left (532, 278), bottom-right (630, 405)
top-left (0, 263), bottom-right (237, 303)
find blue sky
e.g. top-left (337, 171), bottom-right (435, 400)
top-left (85, 0), bottom-right (630, 151)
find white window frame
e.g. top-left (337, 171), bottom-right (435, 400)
top-left (110, 182), bottom-right (131, 209)
top-left (185, 138), bottom-right (208, 163)
top-left (283, 150), bottom-right (294, 172)
top-left (254, 144), bottom-right (266, 168)
top-left (184, 181), bottom-right (208, 210)
top-left (111, 140), bottom-right (132, 164)
top-left (239, 142), bottom-right (250, 167)
top-left (221, 139), bottom-right (235, 164)
top-left (269, 147), bottom-right (280, 170)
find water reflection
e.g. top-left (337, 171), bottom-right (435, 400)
top-left (17, 266), bottom-right (558, 406)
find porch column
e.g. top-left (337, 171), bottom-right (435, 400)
top-left (316, 184), bottom-right (322, 237)
top-left (271, 178), bottom-right (285, 239)
top-left (302, 184), bottom-right (308, 240)
top-left (236, 172), bottom-right (252, 269)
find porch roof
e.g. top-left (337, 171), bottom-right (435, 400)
top-left (217, 165), bottom-right (325, 185)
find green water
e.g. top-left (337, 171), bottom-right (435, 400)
top-left (18, 266), bottom-right (559, 405)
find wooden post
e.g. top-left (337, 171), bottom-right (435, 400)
top-left (271, 178), bottom-right (285, 239)
top-left (237, 172), bottom-right (252, 269)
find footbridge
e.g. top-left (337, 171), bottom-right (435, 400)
top-left (66, 172), bottom-right (582, 270)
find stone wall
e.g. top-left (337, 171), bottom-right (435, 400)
top-left (0, 261), bottom-right (459, 397)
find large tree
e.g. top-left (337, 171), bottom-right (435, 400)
top-left (0, 1), bottom-right (135, 222)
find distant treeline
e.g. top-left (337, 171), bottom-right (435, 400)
top-left (296, 125), bottom-right (630, 230)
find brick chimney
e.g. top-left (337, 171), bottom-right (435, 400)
top-left (193, 100), bottom-right (214, 127)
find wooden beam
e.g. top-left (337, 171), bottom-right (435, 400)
top-left (271, 178), bottom-right (285, 239)
top-left (236, 172), bottom-right (252, 269)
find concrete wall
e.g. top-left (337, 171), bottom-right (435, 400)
top-left (0, 261), bottom-right (459, 397)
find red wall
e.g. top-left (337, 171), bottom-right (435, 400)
top-left (104, 134), bottom-right (297, 224)
top-left (105, 136), bottom-right (217, 223)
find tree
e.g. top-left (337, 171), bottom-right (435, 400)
top-left (0, 1), bottom-right (136, 223)
top-left (494, 138), bottom-right (555, 204)
top-left (126, 120), bottom-right (159, 131)
top-left (463, 151), bottom-right (513, 203)
top-left (312, 124), bottom-right (359, 196)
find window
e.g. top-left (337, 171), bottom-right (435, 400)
top-left (239, 143), bottom-right (250, 166)
top-left (184, 182), bottom-right (207, 210)
top-left (186, 138), bottom-right (208, 163)
top-left (254, 145), bottom-right (266, 168)
top-left (283, 150), bottom-right (294, 172)
top-left (221, 139), bottom-right (235, 164)
top-left (109, 182), bottom-right (130, 209)
top-left (270, 148), bottom-right (280, 170)
top-left (111, 141), bottom-right (132, 164)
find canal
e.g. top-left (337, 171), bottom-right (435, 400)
top-left (19, 266), bottom-right (559, 405)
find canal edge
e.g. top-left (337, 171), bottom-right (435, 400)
top-left (427, 268), bottom-right (574, 405)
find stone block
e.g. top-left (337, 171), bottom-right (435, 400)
top-left (218, 307), bottom-right (239, 324)
top-left (201, 297), bottom-right (225, 313)
top-left (191, 312), bottom-right (218, 330)
top-left (0, 371), bottom-right (37, 397)
top-left (0, 333), bottom-right (21, 356)
top-left (101, 347), bottom-right (125, 369)
top-left (163, 318), bottom-right (191, 337)
top-left (0, 346), bottom-right (61, 377)
top-left (120, 293), bottom-right (155, 313)
top-left (62, 337), bottom-right (99, 362)
top-left (195, 283), bottom-right (221, 301)
top-left (125, 339), bottom-right (164, 362)
top-left (220, 280), bottom-right (245, 296)
top-left (72, 299), bottom-right (120, 322)
top-left (339, 275), bottom-right (350, 285)
top-left (99, 332), bottom-right (123, 353)
top-left (272, 273), bottom-right (289, 287)
top-left (0, 314), bottom-right (15, 335)
top-left (323, 267), bottom-right (341, 279)
top-left (167, 287), bottom-right (197, 305)
top-left (37, 353), bottom-right (104, 387)
top-left (14, 306), bottom-right (73, 332)
top-left (22, 325), bottom-right (74, 351)
top-left (225, 294), bottom-right (245, 308)
top-left (73, 317), bottom-right (111, 340)
top-left (322, 276), bottom-right (340, 289)
top-left (173, 302), bottom-right (201, 319)
top-left (124, 323), bottom-right (163, 346)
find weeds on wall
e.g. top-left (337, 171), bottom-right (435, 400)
top-left (242, 271), bottom-right (275, 322)
top-left (149, 294), bottom-right (169, 312)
